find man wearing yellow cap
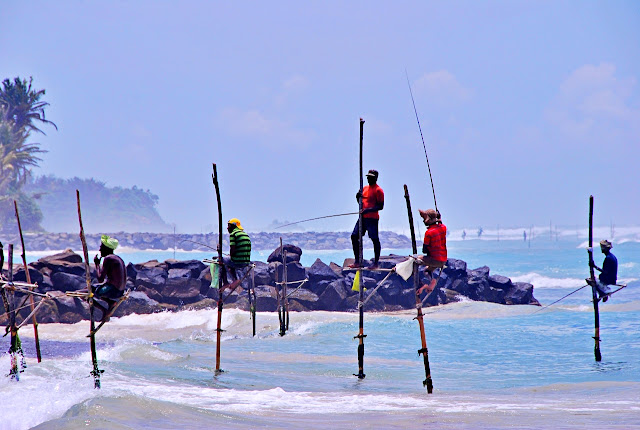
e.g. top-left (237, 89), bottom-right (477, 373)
top-left (222, 218), bottom-right (251, 284)
top-left (92, 235), bottom-right (127, 321)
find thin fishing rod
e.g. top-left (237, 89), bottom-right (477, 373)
top-left (531, 284), bottom-right (588, 315)
top-left (405, 69), bottom-right (439, 214)
top-left (275, 212), bottom-right (359, 229)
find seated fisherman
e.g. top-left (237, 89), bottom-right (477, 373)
top-left (93, 235), bottom-right (127, 321)
top-left (221, 218), bottom-right (251, 285)
top-left (417, 209), bottom-right (447, 295)
top-left (590, 239), bottom-right (618, 302)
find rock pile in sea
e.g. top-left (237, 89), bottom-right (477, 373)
top-left (1, 246), bottom-right (539, 324)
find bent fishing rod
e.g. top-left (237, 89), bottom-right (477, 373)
top-left (405, 69), bottom-right (439, 216)
top-left (275, 212), bottom-right (359, 229)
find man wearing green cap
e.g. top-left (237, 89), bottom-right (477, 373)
top-left (92, 235), bottom-right (127, 321)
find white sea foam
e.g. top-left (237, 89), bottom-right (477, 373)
top-left (511, 272), bottom-right (585, 289)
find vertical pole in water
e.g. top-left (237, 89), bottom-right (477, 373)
top-left (14, 201), bottom-right (42, 362)
top-left (404, 185), bottom-right (433, 393)
top-left (212, 164), bottom-right (225, 374)
top-left (587, 195), bottom-right (602, 362)
top-left (354, 118), bottom-right (366, 379)
top-left (278, 238), bottom-right (285, 336)
top-left (77, 190), bottom-right (102, 388)
top-left (7, 245), bottom-right (20, 380)
top-left (284, 247), bottom-right (289, 332)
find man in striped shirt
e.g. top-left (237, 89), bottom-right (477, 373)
top-left (417, 209), bottom-right (447, 295)
top-left (222, 218), bottom-right (251, 284)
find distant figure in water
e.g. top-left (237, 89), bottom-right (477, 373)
top-left (417, 209), bottom-right (447, 295)
top-left (523, 230), bottom-right (527, 242)
top-left (349, 169), bottom-right (384, 269)
top-left (222, 218), bottom-right (251, 284)
top-left (590, 239), bottom-right (618, 302)
top-left (93, 235), bottom-right (126, 322)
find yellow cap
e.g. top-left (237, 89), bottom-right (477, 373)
top-left (228, 218), bottom-right (243, 230)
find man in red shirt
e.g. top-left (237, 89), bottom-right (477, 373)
top-left (350, 169), bottom-right (384, 269)
top-left (417, 209), bottom-right (447, 294)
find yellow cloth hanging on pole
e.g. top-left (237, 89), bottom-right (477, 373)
top-left (352, 269), bottom-right (361, 292)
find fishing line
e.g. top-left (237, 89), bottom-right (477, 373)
top-left (531, 284), bottom-right (588, 315)
top-left (405, 69), bottom-right (439, 214)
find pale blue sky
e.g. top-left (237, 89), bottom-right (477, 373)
top-left (2, 1), bottom-right (638, 233)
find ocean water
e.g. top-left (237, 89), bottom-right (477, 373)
top-left (2, 238), bottom-right (639, 429)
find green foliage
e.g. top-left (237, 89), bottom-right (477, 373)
top-left (0, 76), bottom-right (54, 231)
top-left (24, 176), bottom-right (170, 233)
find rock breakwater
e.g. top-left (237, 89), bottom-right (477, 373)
top-left (1, 246), bottom-right (539, 325)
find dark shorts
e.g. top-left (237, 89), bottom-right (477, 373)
top-left (352, 218), bottom-right (379, 241)
top-left (94, 283), bottom-right (124, 301)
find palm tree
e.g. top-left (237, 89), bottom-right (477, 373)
top-left (0, 77), bottom-right (57, 135)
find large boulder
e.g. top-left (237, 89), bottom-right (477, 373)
top-left (489, 275), bottom-right (513, 290)
top-left (267, 244), bottom-right (302, 263)
top-left (253, 261), bottom-right (272, 286)
top-left (254, 285), bottom-right (278, 311)
top-left (286, 288), bottom-right (319, 309)
top-left (13, 267), bottom-right (44, 285)
top-left (115, 291), bottom-right (163, 316)
top-left (51, 272), bottom-right (86, 292)
top-left (270, 261), bottom-right (306, 284)
top-left (135, 266), bottom-right (167, 292)
top-left (166, 259), bottom-right (206, 278)
top-left (505, 282), bottom-right (539, 305)
top-left (444, 259), bottom-right (467, 279)
top-left (161, 278), bottom-right (203, 304)
top-left (317, 279), bottom-right (349, 311)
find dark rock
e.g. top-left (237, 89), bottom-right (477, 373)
top-left (59, 312), bottom-right (83, 324)
top-left (135, 285), bottom-right (164, 303)
top-left (13, 267), bottom-right (44, 285)
top-left (186, 298), bottom-right (218, 311)
top-left (166, 259), bottom-right (206, 278)
top-left (288, 300), bottom-right (309, 312)
top-left (34, 300), bottom-right (59, 323)
top-left (51, 272), bottom-right (86, 292)
top-left (254, 285), bottom-right (277, 311)
top-left (115, 291), bottom-right (162, 316)
top-left (308, 258), bottom-right (340, 283)
top-left (489, 275), bottom-right (513, 290)
top-left (35, 249), bottom-right (82, 265)
top-left (505, 282), bottom-right (539, 305)
top-left (317, 279), bottom-right (349, 311)
top-left (161, 278), bottom-right (203, 304)
top-left (329, 262), bottom-right (343, 277)
top-left (286, 288), bottom-right (319, 309)
top-left (135, 266), bottom-right (167, 292)
top-left (444, 259), bottom-right (467, 278)
top-left (469, 266), bottom-right (490, 279)
top-left (126, 262), bottom-right (138, 280)
top-left (271, 261), bottom-right (306, 283)
top-left (253, 261), bottom-right (272, 286)
top-left (267, 244), bottom-right (302, 263)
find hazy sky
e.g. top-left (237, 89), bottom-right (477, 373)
top-left (2, 1), bottom-right (638, 233)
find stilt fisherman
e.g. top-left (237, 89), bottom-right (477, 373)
top-left (589, 239), bottom-right (618, 302)
top-left (93, 235), bottom-right (126, 322)
top-left (221, 218), bottom-right (251, 284)
top-left (349, 169), bottom-right (384, 269)
top-left (417, 209), bottom-right (447, 295)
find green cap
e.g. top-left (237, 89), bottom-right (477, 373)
top-left (101, 235), bottom-right (119, 250)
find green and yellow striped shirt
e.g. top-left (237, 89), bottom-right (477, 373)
top-left (230, 227), bottom-right (251, 264)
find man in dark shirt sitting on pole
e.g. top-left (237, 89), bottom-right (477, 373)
top-left (592, 239), bottom-right (618, 302)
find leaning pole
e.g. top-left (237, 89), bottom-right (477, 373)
top-left (587, 195), bottom-right (602, 362)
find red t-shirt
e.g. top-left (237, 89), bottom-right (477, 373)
top-left (423, 223), bottom-right (447, 262)
top-left (362, 184), bottom-right (384, 219)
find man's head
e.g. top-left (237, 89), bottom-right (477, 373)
top-left (600, 239), bottom-right (612, 254)
top-left (227, 218), bottom-right (243, 233)
top-left (419, 209), bottom-right (438, 226)
top-left (100, 235), bottom-right (119, 256)
top-left (366, 169), bottom-right (378, 185)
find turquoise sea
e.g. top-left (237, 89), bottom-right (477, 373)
top-left (2, 235), bottom-right (639, 429)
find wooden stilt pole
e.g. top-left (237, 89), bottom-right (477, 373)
top-left (404, 185), bottom-right (433, 392)
top-left (212, 164), bottom-right (225, 374)
top-left (77, 190), bottom-right (102, 388)
top-left (14, 201), bottom-right (42, 363)
top-left (587, 195), bottom-right (602, 362)
top-left (354, 118), bottom-right (366, 379)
